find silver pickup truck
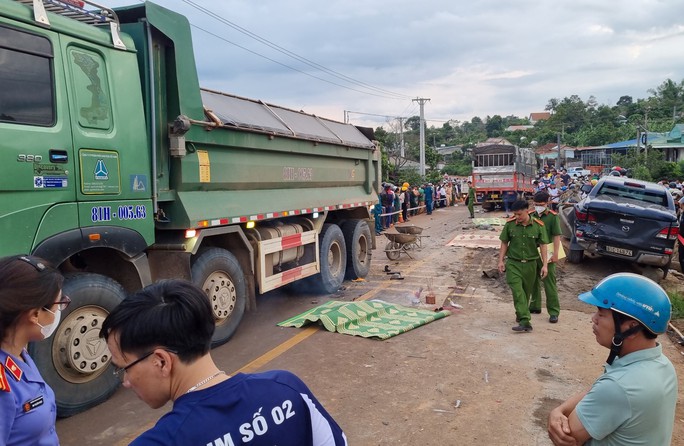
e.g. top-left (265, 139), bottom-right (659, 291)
top-left (560, 177), bottom-right (678, 277)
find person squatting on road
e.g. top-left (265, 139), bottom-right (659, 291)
top-left (498, 200), bottom-right (549, 332)
top-left (529, 191), bottom-right (562, 324)
top-left (100, 279), bottom-right (347, 446)
top-left (548, 273), bottom-right (678, 445)
top-left (0, 255), bottom-right (69, 446)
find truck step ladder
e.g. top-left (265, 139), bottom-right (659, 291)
top-left (15, 0), bottom-right (126, 49)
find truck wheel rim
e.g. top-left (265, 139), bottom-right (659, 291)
top-left (328, 241), bottom-right (343, 277)
top-left (356, 234), bottom-right (369, 266)
top-left (202, 272), bottom-right (237, 323)
top-left (52, 306), bottom-right (110, 383)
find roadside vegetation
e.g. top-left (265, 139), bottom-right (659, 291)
top-left (377, 78), bottom-right (684, 183)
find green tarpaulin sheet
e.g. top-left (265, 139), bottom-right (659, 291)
top-left (278, 300), bottom-right (450, 340)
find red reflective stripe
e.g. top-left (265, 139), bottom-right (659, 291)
top-left (678, 234), bottom-right (684, 245)
top-left (282, 266), bottom-right (302, 283)
top-left (281, 233), bottom-right (302, 250)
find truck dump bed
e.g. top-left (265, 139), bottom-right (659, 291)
top-left (161, 90), bottom-right (379, 229)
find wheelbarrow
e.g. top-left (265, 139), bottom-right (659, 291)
top-left (384, 232), bottom-right (419, 260)
top-left (395, 224), bottom-right (427, 248)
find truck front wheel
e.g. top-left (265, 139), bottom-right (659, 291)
top-left (29, 273), bottom-right (125, 417)
top-left (191, 248), bottom-right (247, 346)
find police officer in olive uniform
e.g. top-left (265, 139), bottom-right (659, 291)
top-left (498, 200), bottom-right (549, 332)
top-left (529, 191), bottom-right (562, 323)
top-left (466, 181), bottom-right (476, 218)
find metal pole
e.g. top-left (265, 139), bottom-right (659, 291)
top-left (413, 98), bottom-right (431, 176)
top-left (398, 117), bottom-right (405, 158)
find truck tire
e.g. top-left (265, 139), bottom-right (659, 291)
top-left (568, 248), bottom-right (584, 264)
top-left (29, 273), bottom-right (126, 417)
top-left (313, 224), bottom-right (347, 294)
top-left (342, 219), bottom-right (371, 279)
top-left (192, 248), bottom-right (247, 347)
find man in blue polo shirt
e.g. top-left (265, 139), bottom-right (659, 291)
top-left (547, 273), bottom-right (677, 445)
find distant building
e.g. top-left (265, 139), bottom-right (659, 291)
top-left (435, 145), bottom-right (463, 161)
top-left (535, 143), bottom-right (574, 167)
top-left (476, 137), bottom-right (513, 147)
top-left (505, 125), bottom-right (534, 132)
top-left (529, 112), bottom-right (551, 124)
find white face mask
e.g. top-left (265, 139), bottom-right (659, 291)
top-left (38, 308), bottom-right (61, 339)
top-left (534, 205), bottom-right (547, 215)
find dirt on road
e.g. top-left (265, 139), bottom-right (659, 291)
top-left (316, 203), bottom-right (684, 445)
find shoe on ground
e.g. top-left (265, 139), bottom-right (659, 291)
top-left (529, 309), bottom-right (542, 314)
top-left (549, 315), bottom-right (559, 323)
top-left (512, 324), bottom-right (533, 332)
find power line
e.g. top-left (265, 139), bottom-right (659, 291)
top-left (191, 24), bottom-right (411, 100)
top-left (181, 0), bottom-right (413, 100)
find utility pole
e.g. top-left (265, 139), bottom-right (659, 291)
top-left (413, 97), bottom-right (430, 176)
top-left (398, 117), bottom-right (405, 158)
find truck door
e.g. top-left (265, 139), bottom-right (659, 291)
top-left (0, 21), bottom-right (77, 256)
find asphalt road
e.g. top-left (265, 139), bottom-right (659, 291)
top-left (55, 204), bottom-right (684, 445)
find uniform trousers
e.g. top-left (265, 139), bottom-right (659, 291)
top-left (530, 260), bottom-right (560, 316)
top-left (505, 258), bottom-right (538, 326)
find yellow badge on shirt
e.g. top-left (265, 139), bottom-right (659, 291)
top-left (0, 366), bottom-right (9, 393)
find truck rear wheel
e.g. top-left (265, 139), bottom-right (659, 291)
top-left (192, 248), bottom-right (247, 346)
top-left (313, 224), bottom-right (347, 293)
top-left (342, 219), bottom-right (371, 279)
top-left (29, 273), bottom-right (125, 417)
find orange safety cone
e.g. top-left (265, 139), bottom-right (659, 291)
top-left (398, 212), bottom-right (404, 223)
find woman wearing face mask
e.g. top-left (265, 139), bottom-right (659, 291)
top-left (0, 255), bottom-right (67, 446)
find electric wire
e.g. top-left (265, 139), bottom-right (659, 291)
top-left (191, 24), bottom-right (411, 100)
top-left (181, 0), bottom-right (413, 100)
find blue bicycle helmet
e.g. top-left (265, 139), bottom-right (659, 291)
top-left (579, 273), bottom-right (671, 334)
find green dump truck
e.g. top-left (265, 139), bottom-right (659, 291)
top-left (0, 0), bottom-right (380, 416)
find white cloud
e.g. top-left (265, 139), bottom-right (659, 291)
top-left (105, 0), bottom-right (684, 127)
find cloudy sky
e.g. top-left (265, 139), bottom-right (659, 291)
top-left (108, 0), bottom-right (683, 129)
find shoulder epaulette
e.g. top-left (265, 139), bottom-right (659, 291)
top-left (527, 209), bottom-right (535, 215)
top-left (4, 356), bottom-right (22, 382)
top-left (548, 209), bottom-right (558, 215)
top-left (533, 217), bottom-right (545, 226)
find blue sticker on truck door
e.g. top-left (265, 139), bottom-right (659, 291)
top-left (34, 176), bottom-right (68, 188)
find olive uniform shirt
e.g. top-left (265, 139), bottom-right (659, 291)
top-left (499, 217), bottom-right (550, 260)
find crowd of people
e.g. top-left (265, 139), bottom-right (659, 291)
top-left (373, 179), bottom-right (473, 234)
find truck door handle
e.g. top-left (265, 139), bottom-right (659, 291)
top-left (50, 150), bottom-right (68, 163)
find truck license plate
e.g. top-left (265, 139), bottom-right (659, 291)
top-left (490, 194), bottom-right (499, 198)
top-left (605, 246), bottom-right (632, 256)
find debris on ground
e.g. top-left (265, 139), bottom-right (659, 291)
top-left (482, 269), bottom-right (500, 279)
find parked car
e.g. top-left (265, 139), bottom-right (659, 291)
top-left (566, 167), bottom-right (591, 178)
top-left (562, 177), bottom-right (678, 277)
